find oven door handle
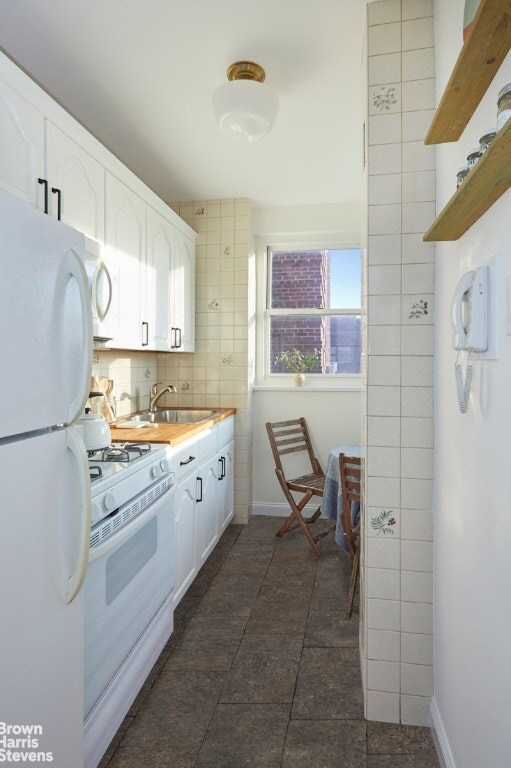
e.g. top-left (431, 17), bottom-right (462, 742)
top-left (66, 425), bottom-right (91, 603)
top-left (89, 483), bottom-right (175, 563)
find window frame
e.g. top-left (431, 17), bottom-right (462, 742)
top-left (255, 235), bottom-right (363, 390)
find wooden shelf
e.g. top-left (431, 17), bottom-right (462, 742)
top-left (425, 0), bottom-right (511, 145)
top-left (424, 117), bottom-right (511, 240)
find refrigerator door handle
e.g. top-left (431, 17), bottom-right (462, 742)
top-left (66, 425), bottom-right (91, 603)
top-left (66, 248), bottom-right (93, 425)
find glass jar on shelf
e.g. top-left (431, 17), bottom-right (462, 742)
top-left (497, 83), bottom-right (511, 131)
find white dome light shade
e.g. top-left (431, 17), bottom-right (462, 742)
top-left (212, 62), bottom-right (279, 142)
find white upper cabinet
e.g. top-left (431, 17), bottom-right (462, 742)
top-left (0, 51), bottom-right (196, 353)
top-left (46, 122), bottom-right (104, 241)
top-left (172, 229), bottom-right (195, 352)
top-left (0, 80), bottom-right (44, 208)
top-left (105, 173), bottom-right (146, 350)
top-left (146, 206), bottom-right (173, 350)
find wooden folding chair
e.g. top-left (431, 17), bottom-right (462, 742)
top-left (266, 418), bottom-right (329, 557)
top-left (339, 453), bottom-right (362, 617)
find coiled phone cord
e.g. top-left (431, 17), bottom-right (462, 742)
top-left (455, 352), bottom-right (473, 413)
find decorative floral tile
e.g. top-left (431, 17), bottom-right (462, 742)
top-left (371, 509), bottom-right (397, 535)
top-left (367, 507), bottom-right (400, 538)
top-left (402, 294), bottom-right (434, 325)
top-left (369, 84), bottom-right (401, 115)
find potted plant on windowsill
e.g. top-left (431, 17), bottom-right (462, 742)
top-left (274, 348), bottom-right (320, 387)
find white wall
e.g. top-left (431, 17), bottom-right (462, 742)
top-left (433, 2), bottom-right (511, 766)
top-left (252, 389), bottom-right (363, 514)
top-left (251, 202), bottom-right (363, 515)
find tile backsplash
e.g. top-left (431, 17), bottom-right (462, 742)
top-left (92, 350), bottom-right (158, 419)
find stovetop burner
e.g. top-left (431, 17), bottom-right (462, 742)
top-left (89, 442), bottom-right (152, 463)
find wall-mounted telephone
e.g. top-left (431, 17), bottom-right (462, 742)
top-left (451, 266), bottom-right (488, 413)
top-left (451, 266), bottom-right (488, 352)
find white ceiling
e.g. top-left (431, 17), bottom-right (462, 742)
top-left (0, 0), bottom-right (365, 210)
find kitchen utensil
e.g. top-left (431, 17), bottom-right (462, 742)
top-left (98, 377), bottom-right (115, 423)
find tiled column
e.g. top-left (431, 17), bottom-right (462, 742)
top-left (160, 198), bottom-right (254, 524)
top-left (362, 0), bottom-right (435, 726)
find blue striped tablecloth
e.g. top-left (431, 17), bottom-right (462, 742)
top-left (320, 444), bottom-right (362, 550)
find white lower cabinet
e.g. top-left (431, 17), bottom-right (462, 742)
top-left (173, 468), bottom-right (199, 607)
top-left (197, 453), bottom-right (219, 566)
top-left (170, 417), bottom-right (234, 607)
top-left (217, 440), bottom-right (234, 533)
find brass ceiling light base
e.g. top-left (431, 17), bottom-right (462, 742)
top-left (227, 61), bottom-right (266, 83)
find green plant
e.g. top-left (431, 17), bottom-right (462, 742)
top-left (275, 347), bottom-right (320, 373)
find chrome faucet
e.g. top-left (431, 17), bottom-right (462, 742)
top-left (149, 383), bottom-right (177, 412)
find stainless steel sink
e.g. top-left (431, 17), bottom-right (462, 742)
top-left (120, 409), bottom-right (220, 425)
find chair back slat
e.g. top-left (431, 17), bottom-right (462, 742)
top-left (266, 418), bottom-right (321, 475)
top-left (339, 454), bottom-right (362, 558)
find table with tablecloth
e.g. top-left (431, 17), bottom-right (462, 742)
top-left (320, 444), bottom-right (362, 550)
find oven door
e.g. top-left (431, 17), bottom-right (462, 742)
top-left (84, 483), bottom-right (175, 717)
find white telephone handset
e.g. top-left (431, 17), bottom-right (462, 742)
top-left (451, 266), bottom-right (488, 352)
top-left (451, 266), bottom-right (488, 413)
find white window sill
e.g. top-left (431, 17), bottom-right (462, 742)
top-left (253, 379), bottom-right (364, 393)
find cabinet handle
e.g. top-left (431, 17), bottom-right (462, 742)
top-left (176, 327), bottom-right (182, 348)
top-left (179, 455), bottom-right (196, 466)
top-left (38, 178), bottom-right (49, 214)
top-left (196, 476), bottom-right (203, 503)
top-left (218, 456), bottom-right (226, 480)
top-left (170, 326), bottom-right (177, 349)
top-left (141, 321), bottom-right (149, 346)
top-left (51, 186), bottom-right (62, 220)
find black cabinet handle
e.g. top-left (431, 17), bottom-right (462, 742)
top-left (179, 455), bottom-right (195, 466)
top-left (38, 178), bottom-right (48, 214)
top-left (196, 476), bottom-right (203, 503)
top-left (177, 327), bottom-right (182, 348)
top-left (51, 187), bottom-right (62, 220)
top-left (218, 456), bottom-right (226, 480)
top-left (141, 321), bottom-right (149, 346)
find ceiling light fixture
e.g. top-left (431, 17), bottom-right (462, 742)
top-left (212, 61), bottom-right (279, 142)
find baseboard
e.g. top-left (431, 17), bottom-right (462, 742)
top-left (250, 501), bottom-right (323, 517)
top-left (430, 697), bottom-right (456, 768)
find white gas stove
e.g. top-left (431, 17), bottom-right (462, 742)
top-left (88, 441), bottom-right (174, 543)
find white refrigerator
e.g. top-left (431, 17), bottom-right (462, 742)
top-left (0, 190), bottom-right (92, 767)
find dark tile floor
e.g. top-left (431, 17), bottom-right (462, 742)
top-left (99, 516), bottom-right (441, 768)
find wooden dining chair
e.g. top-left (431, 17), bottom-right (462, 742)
top-left (266, 418), bottom-right (329, 557)
top-left (339, 453), bottom-right (362, 617)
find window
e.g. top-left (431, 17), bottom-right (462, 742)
top-left (263, 247), bottom-right (362, 381)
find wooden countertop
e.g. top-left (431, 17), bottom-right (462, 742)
top-left (110, 407), bottom-right (236, 446)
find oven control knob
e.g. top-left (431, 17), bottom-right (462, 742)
top-left (103, 492), bottom-right (117, 512)
top-left (151, 464), bottom-right (162, 480)
top-left (159, 458), bottom-right (170, 474)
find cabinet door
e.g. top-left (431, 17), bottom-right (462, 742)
top-left (197, 457), bottom-right (219, 566)
top-left (171, 229), bottom-right (195, 352)
top-left (146, 206), bottom-right (173, 350)
top-left (46, 122), bottom-right (104, 240)
top-left (217, 441), bottom-right (234, 533)
top-left (0, 79), bottom-right (45, 208)
top-left (173, 473), bottom-right (197, 607)
top-left (105, 173), bottom-right (146, 349)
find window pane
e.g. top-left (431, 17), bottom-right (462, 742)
top-left (269, 249), bottom-right (361, 310)
top-left (270, 250), bottom-right (326, 309)
top-left (270, 315), bottom-right (361, 374)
